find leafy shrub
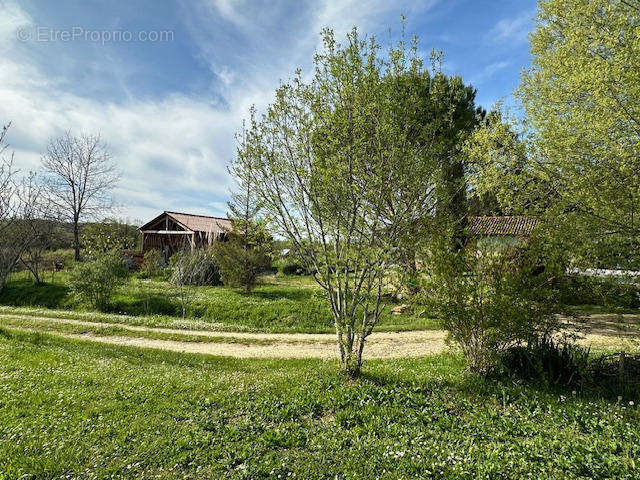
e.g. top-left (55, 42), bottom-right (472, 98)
top-left (213, 231), bottom-right (272, 291)
top-left (138, 249), bottom-right (164, 278)
top-left (68, 252), bottom-right (128, 310)
top-left (424, 237), bottom-right (564, 374)
top-left (559, 275), bottom-right (640, 309)
top-left (277, 257), bottom-right (307, 275)
top-left (497, 337), bottom-right (591, 386)
top-left (170, 249), bottom-right (221, 286)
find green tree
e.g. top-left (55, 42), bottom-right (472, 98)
top-left (429, 72), bottom-right (484, 250)
top-left (390, 68), bottom-right (484, 295)
top-left (463, 109), bottom-right (557, 216)
top-left (214, 117), bottom-right (274, 292)
top-left (238, 28), bottom-right (441, 377)
top-left (82, 219), bottom-right (138, 258)
top-left (519, 0), bottom-right (640, 243)
top-left (68, 251), bottom-right (128, 311)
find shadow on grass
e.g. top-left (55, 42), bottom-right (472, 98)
top-left (108, 293), bottom-right (182, 316)
top-left (360, 351), bottom-right (640, 405)
top-left (248, 288), bottom-right (313, 302)
top-left (0, 278), bottom-right (69, 309)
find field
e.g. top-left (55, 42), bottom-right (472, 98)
top-left (1, 268), bottom-right (639, 479)
top-left (0, 271), bottom-right (437, 333)
top-left (1, 329), bottom-right (639, 480)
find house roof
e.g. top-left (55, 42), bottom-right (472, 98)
top-left (140, 211), bottom-right (232, 235)
top-left (469, 216), bottom-right (538, 237)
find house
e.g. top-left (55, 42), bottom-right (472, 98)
top-left (468, 215), bottom-right (539, 248)
top-left (139, 211), bottom-right (232, 257)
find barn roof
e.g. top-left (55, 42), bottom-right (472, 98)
top-left (139, 211), bottom-right (232, 235)
top-left (469, 216), bottom-right (538, 237)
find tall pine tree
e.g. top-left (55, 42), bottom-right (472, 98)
top-left (214, 113), bottom-right (273, 291)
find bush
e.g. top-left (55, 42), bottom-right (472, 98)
top-left (139, 249), bottom-right (164, 278)
top-left (277, 257), bottom-right (307, 275)
top-left (42, 249), bottom-right (75, 270)
top-left (497, 337), bottom-right (591, 386)
top-left (424, 237), bottom-right (564, 374)
top-left (169, 249), bottom-right (221, 286)
top-left (213, 231), bottom-right (272, 291)
top-left (68, 252), bottom-right (128, 310)
top-left (559, 275), bottom-right (640, 309)
top-left (498, 338), bottom-right (640, 394)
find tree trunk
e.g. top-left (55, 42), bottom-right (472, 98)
top-left (73, 219), bottom-right (81, 262)
top-left (449, 158), bottom-right (468, 252)
top-left (438, 156), bottom-right (468, 252)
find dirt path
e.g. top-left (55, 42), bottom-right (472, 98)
top-left (1, 313), bottom-right (639, 359)
top-left (0, 313), bottom-right (448, 359)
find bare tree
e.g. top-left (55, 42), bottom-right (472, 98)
top-left (0, 123), bottom-right (49, 290)
top-left (41, 132), bottom-right (119, 261)
top-left (0, 123), bottom-right (17, 239)
top-left (20, 201), bottom-right (60, 284)
top-left (0, 123), bottom-right (18, 291)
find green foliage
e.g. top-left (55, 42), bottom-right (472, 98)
top-left (277, 257), bottom-right (307, 275)
top-left (238, 27), bottom-right (450, 376)
top-left (1, 334), bottom-right (640, 479)
top-left (497, 337), bottom-right (591, 386)
top-left (40, 249), bottom-right (75, 270)
top-left (68, 252), bottom-right (128, 310)
top-left (519, 0), bottom-right (640, 241)
top-left (169, 249), bottom-right (221, 287)
top-left (424, 234), bottom-right (564, 373)
top-left (213, 228), bottom-right (273, 291)
top-left (221, 115), bottom-right (273, 292)
top-left (81, 219), bottom-right (138, 258)
top-left (499, 337), bottom-right (640, 394)
top-left (464, 108), bottom-right (554, 216)
top-left (559, 275), bottom-right (640, 309)
top-left (138, 248), bottom-right (164, 279)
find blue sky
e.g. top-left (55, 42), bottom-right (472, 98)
top-left (1, 0), bottom-right (537, 222)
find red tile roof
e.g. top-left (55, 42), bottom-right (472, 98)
top-left (140, 211), bottom-right (232, 235)
top-left (165, 211), bottom-right (232, 234)
top-left (469, 216), bottom-right (538, 237)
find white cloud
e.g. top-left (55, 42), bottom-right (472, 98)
top-left (486, 9), bottom-right (535, 46)
top-left (0, 0), bottom-right (32, 46)
top-left (0, 53), bottom-right (243, 220)
top-left (0, 0), bottom-right (444, 222)
top-left (469, 60), bottom-right (510, 86)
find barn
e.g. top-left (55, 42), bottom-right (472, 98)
top-left (139, 211), bottom-right (232, 257)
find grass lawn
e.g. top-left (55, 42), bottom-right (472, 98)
top-left (1, 329), bottom-right (639, 479)
top-left (0, 271), bottom-right (438, 333)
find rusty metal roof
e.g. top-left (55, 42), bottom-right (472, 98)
top-left (140, 211), bottom-right (232, 235)
top-left (469, 216), bottom-right (538, 237)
